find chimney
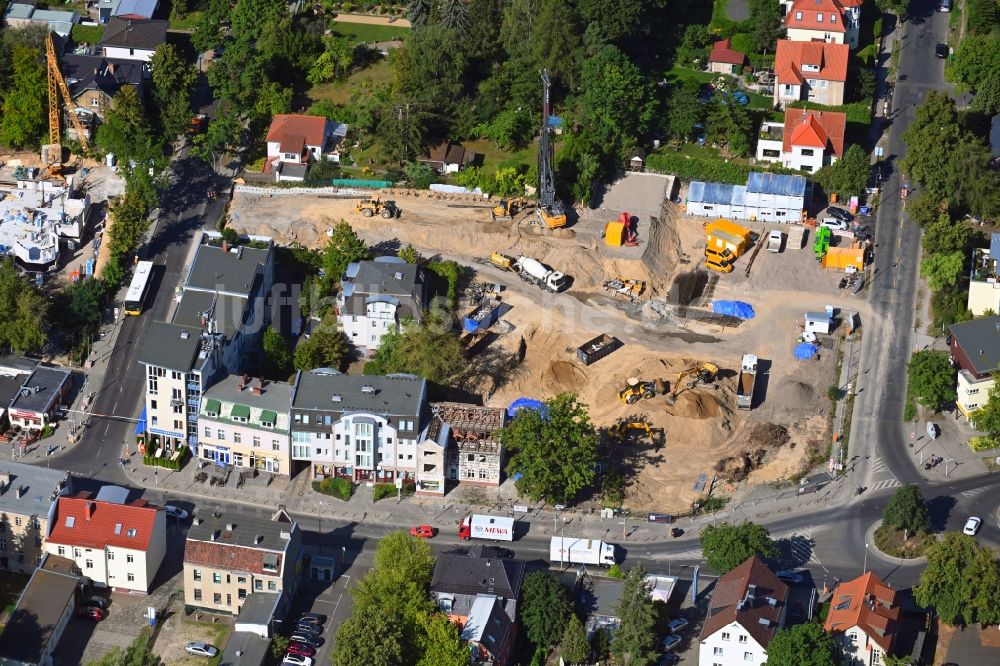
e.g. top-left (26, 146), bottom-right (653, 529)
top-left (240, 374), bottom-right (249, 391)
top-left (86, 501), bottom-right (95, 520)
top-left (193, 517), bottom-right (202, 526)
top-left (0, 472), bottom-right (9, 493)
top-left (747, 583), bottom-right (757, 601)
top-left (15, 485), bottom-right (26, 499)
top-left (226, 523), bottom-right (236, 531)
top-left (211, 530), bottom-right (220, 541)
top-left (108, 62), bottom-right (115, 75)
top-left (255, 535), bottom-right (263, 545)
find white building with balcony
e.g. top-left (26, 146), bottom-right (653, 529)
top-left (337, 257), bottom-right (431, 354)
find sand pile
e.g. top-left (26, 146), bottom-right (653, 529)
top-left (542, 361), bottom-right (588, 393)
top-left (669, 392), bottom-right (721, 419)
top-left (774, 379), bottom-right (816, 406)
top-left (713, 423), bottom-right (791, 483)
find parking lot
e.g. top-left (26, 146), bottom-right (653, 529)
top-left (281, 555), bottom-right (357, 664)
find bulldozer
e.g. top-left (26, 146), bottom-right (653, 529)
top-left (491, 197), bottom-right (526, 222)
top-left (618, 377), bottom-right (666, 405)
top-left (355, 197), bottom-right (398, 219)
top-left (667, 362), bottom-right (720, 404)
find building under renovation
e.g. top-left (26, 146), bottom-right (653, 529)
top-left (0, 179), bottom-right (91, 270)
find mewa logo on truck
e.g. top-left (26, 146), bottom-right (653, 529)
top-left (458, 513), bottom-right (515, 541)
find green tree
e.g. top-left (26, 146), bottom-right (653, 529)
top-left (560, 614), bottom-right (590, 664)
top-left (0, 258), bottom-right (47, 353)
top-left (763, 622), bottom-right (836, 666)
top-left (307, 35), bottom-right (356, 84)
top-left (706, 95), bottom-right (753, 157)
top-left (293, 316), bottom-right (349, 371)
top-left (415, 612), bottom-right (469, 666)
top-left (364, 313), bottom-right (465, 384)
top-left (269, 636), bottom-right (289, 660)
top-left (439, 0), bottom-right (469, 31)
top-left (0, 46), bottom-right (46, 149)
top-left (817, 144), bottom-right (870, 198)
top-left (922, 213), bottom-right (971, 253)
top-left (665, 81), bottom-right (703, 142)
top-left (971, 379), bottom-right (1000, 443)
top-left (920, 251), bottom-right (965, 290)
top-left (580, 45), bottom-right (658, 154)
top-left (322, 221), bottom-right (369, 291)
top-left (875, 0), bottom-right (910, 16)
top-left (522, 571), bottom-right (572, 649)
top-left (193, 100), bottom-right (242, 170)
top-left (914, 532), bottom-right (1000, 625)
top-left (530, 0), bottom-right (582, 90)
top-left (105, 191), bottom-right (150, 267)
top-left (502, 392), bottom-right (599, 504)
top-left (971, 70), bottom-right (1000, 117)
top-left (403, 161), bottom-right (437, 189)
top-left (968, 0), bottom-right (1000, 34)
top-left (748, 0), bottom-right (784, 54)
top-left (373, 530), bottom-right (436, 587)
top-left (332, 604), bottom-right (406, 666)
top-left (905, 350), bottom-right (956, 412)
top-left (407, 0), bottom-right (433, 28)
top-left (882, 484), bottom-right (931, 539)
top-left (398, 245), bottom-right (423, 264)
top-left (610, 563), bottom-right (658, 666)
top-left (261, 326), bottom-right (292, 379)
top-left (699, 523), bottom-right (778, 573)
top-left (150, 44), bottom-right (197, 141)
top-left (948, 34), bottom-right (1000, 91)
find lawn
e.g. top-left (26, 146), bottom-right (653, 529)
top-left (679, 142), bottom-right (722, 160)
top-left (71, 24), bottom-right (104, 45)
top-left (308, 59), bottom-right (393, 106)
top-left (183, 619), bottom-right (229, 666)
top-left (0, 571), bottom-right (31, 628)
top-left (330, 21), bottom-right (409, 43)
top-left (169, 10), bottom-right (204, 31)
top-left (873, 523), bottom-right (935, 559)
top-left (665, 65), bottom-right (718, 86)
top-left (460, 138), bottom-right (537, 176)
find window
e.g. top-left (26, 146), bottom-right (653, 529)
top-left (722, 632), bottom-right (730, 641)
top-left (739, 635), bottom-right (748, 644)
top-left (193, 569), bottom-right (202, 581)
top-left (272, 440), bottom-right (280, 451)
top-left (0, 538), bottom-right (5, 550)
top-left (218, 429), bottom-right (225, 440)
top-left (58, 546), bottom-right (65, 556)
top-left (173, 403), bottom-right (183, 414)
top-left (127, 528), bottom-right (137, 537)
top-left (151, 400), bottom-right (158, 410)
top-left (213, 593), bottom-right (222, 604)
top-left (714, 647), bottom-right (724, 656)
top-left (172, 371), bottom-right (182, 381)
top-left (762, 149), bottom-right (781, 158)
top-left (255, 580), bottom-right (263, 590)
top-left (85, 559), bottom-right (93, 568)
top-left (252, 436), bottom-right (261, 448)
top-left (467, 454), bottom-right (475, 462)
top-left (479, 469), bottom-right (488, 479)
top-left (238, 576), bottom-right (246, 583)
top-left (830, 14), bottom-right (836, 23)
top-left (816, 12), bottom-right (823, 21)
top-left (302, 415), bottom-right (310, 425)
top-left (226, 594), bottom-right (231, 606)
top-left (795, 10), bottom-right (802, 19)
top-left (127, 573), bottom-right (135, 582)
top-left (238, 589), bottom-right (247, 600)
top-left (744, 652), bottom-right (753, 661)
top-left (213, 572), bottom-right (222, 583)
top-left (194, 589), bottom-right (202, 601)
top-left (173, 420), bottom-right (182, 430)
top-left (800, 148), bottom-right (814, 156)
top-left (294, 413), bottom-right (302, 423)
top-left (14, 517), bottom-right (20, 527)
top-left (90, 96), bottom-right (100, 108)
top-left (107, 552), bottom-right (114, 561)
top-left (969, 388), bottom-right (980, 395)
top-left (127, 554), bottom-right (134, 563)
top-left (204, 427), bottom-right (211, 437)
top-left (268, 580), bottom-right (277, 591)
top-left (233, 432), bottom-right (241, 444)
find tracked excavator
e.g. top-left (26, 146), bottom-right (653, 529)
top-left (667, 362), bottom-right (719, 404)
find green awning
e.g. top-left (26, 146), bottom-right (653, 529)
top-left (230, 404), bottom-right (251, 419)
top-left (204, 399), bottom-right (221, 415)
top-left (259, 410), bottom-right (277, 426)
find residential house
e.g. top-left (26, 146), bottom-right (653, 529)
top-left (569, 570), bottom-right (677, 640)
top-left (0, 554), bottom-right (80, 666)
top-left (183, 508), bottom-right (302, 619)
top-left (966, 232), bottom-right (1000, 315)
top-left (7, 365), bottom-right (72, 432)
top-left (43, 490), bottom-right (166, 594)
top-left (416, 402), bottom-right (506, 497)
top-left (337, 257), bottom-right (431, 353)
top-left (784, 0), bottom-right (862, 49)
top-left (0, 463), bottom-right (72, 573)
top-left (4, 3), bottom-right (78, 38)
top-left (708, 39), bottom-right (747, 75)
top-left (823, 572), bottom-right (901, 666)
top-left (113, 0), bottom-right (159, 19)
top-left (756, 108), bottom-right (847, 173)
top-left (430, 552), bottom-right (526, 666)
top-left (62, 55), bottom-right (144, 122)
top-left (773, 40), bottom-right (849, 107)
top-left (197, 374), bottom-right (292, 477)
top-left (419, 141), bottom-right (478, 174)
top-left (99, 18), bottom-right (167, 64)
top-left (264, 114), bottom-right (347, 182)
top-left (290, 370), bottom-right (428, 482)
top-left (698, 556), bottom-right (789, 666)
top-left (948, 314), bottom-right (1000, 419)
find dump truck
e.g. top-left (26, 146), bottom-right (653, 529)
top-left (576, 333), bottom-right (621, 366)
top-left (459, 513), bottom-right (515, 541)
top-left (736, 353), bottom-right (758, 410)
top-left (514, 256), bottom-right (567, 292)
top-left (550, 537), bottom-right (616, 567)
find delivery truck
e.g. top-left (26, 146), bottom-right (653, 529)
top-left (459, 514), bottom-right (515, 541)
top-left (549, 536), bottom-right (617, 567)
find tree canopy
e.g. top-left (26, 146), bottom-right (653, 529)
top-left (914, 532), bottom-right (1000, 626)
top-left (0, 257), bottom-right (47, 353)
top-left (882, 484), bottom-right (931, 538)
top-left (816, 144), bottom-right (870, 198)
top-left (502, 392), bottom-right (599, 504)
top-left (699, 522), bottom-right (778, 573)
top-left (262, 326), bottom-right (292, 379)
top-left (521, 571), bottom-right (573, 650)
top-left (293, 314), bottom-right (350, 372)
top-left (763, 622), bottom-right (836, 666)
top-left (971, 379), bottom-right (1000, 445)
top-left (0, 46), bottom-right (46, 149)
top-left (560, 614), bottom-right (590, 664)
top-left (322, 221), bottom-right (369, 292)
top-left (362, 312), bottom-right (466, 384)
top-left (905, 350), bottom-right (956, 412)
top-left (610, 563), bottom-right (659, 666)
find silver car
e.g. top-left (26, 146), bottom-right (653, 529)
top-left (185, 642), bottom-right (218, 658)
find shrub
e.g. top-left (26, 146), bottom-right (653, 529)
top-left (372, 483), bottom-right (396, 502)
top-left (786, 100), bottom-right (873, 125)
top-left (607, 564), bottom-right (624, 579)
top-left (143, 446), bottom-right (190, 470)
top-left (969, 436), bottom-right (997, 452)
top-left (313, 476), bottom-right (354, 500)
top-left (645, 151), bottom-right (798, 185)
top-left (729, 32), bottom-right (753, 55)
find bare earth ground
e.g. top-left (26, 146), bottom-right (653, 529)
top-left (229, 176), bottom-right (869, 512)
top-left (152, 597), bottom-right (233, 666)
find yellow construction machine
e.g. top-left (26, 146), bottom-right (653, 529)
top-left (534, 70), bottom-right (567, 229)
top-left (608, 420), bottom-right (656, 441)
top-left (42, 31), bottom-right (91, 176)
top-left (667, 362), bottom-right (719, 404)
top-left (618, 377), bottom-right (666, 405)
top-left (355, 197), bottom-right (398, 218)
top-left (489, 252), bottom-right (514, 271)
top-left (491, 197), bottom-right (526, 222)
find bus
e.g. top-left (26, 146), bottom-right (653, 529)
top-left (124, 261), bottom-right (154, 315)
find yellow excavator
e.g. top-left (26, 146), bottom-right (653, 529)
top-left (667, 362), bottom-right (719, 404)
top-left (608, 420), bottom-right (655, 441)
top-left (618, 377), bottom-right (666, 405)
top-left (491, 197), bottom-right (526, 222)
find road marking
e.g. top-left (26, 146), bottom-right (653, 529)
top-left (871, 456), bottom-right (892, 474)
top-left (869, 479), bottom-right (900, 491)
top-left (962, 488), bottom-right (987, 500)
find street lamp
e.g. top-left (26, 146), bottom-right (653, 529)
top-left (863, 542), bottom-right (868, 574)
top-left (317, 501), bottom-right (325, 554)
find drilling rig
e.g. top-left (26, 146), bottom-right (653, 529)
top-left (535, 69), bottom-right (567, 229)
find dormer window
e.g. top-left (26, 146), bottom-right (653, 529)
top-left (830, 14), bottom-right (836, 24)
top-left (816, 12), bottom-right (823, 21)
top-left (795, 10), bottom-right (802, 19)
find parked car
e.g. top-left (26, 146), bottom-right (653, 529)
top-left (76, 607), bottom-right (104, 621)
top-left (935, 43), bottom-right (949, 59)
top-left (670, 527), bottom-right (684, 538)
top-left (282, 656), bottom-right (314, 666)
top-left (410, 525), bottom-right (436, 539)
top-left (164, 505), bottom-right (189, 520)
top-left (821, 218), bottom-right (849, 231)
top-left (287, 643), bottom-right (317, 658)
top-left (661, 634), bottom-right (682, 651)
top-left (185, 643), bottom-right (219, 658)
top-left (290, 633), bottom-right (324, 648)
top-left (776, 570), bottom-right (804, 584)
top-left (825, 207), bottom-right (853, 223)
top-left (295, 623), bottom-right (323, 635)
top-left (85, 596), bottom-right (109, 610)
top-left (657, 654), bottom-right (680, 666)
top-left (667, 618), bottom-right (689, 633)
top-left (939, 0), bottom-right (951, 11)
top-left (298, 613), bottom-right (326, 625)
top-left (963, 516), bottom-right (982, 536)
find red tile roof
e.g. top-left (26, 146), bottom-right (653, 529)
top-left (47, 494), bottom-right (161, 551)
top-left (709, 39), bottom-right (747, 66)
top-left (783, 108), bottom-right (847, 157)
top-left (824, 572), bottom-right (901, 653)
top-left (184, 539), bottom-right (284, 576)
top-left (774, 40), bottom-right (849, 85)
top-left (266, 114), bottom-right (329, 150)
top-left (786, 0), bottom-right (847, 33)
top-left (699, 556), bottom-right (789, 649)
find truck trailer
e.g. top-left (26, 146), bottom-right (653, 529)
top-left (459, 514), bottom-right (515, 541)
top-left (549, 536), bottom-right (616, 567)
top-left (736, 353), bottom-right (758, 410)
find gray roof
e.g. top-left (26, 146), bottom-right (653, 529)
top-left (0, 555), bottom-right (80, 664)
top-left (218, 630), bottom-right (269, 666)
top-left (137, 321), bottom-right (204, 371)
top-left (185, 243), bottom-right (270, 296)
top-left (8, 366), bottom-right (71, 414)
top-left (461, 594), bottom-right (512, 651)
top-left (235, 592), bottom-right (280, 626)
top-left (200, 375), bottom-right (292, 431)
top-left (0, 375), bottom-right (29, 411)
top-left (63, 55), bottom-right (143, 99)
top-left (172, 290), bottom-right (245, 339)
top-left (187, 511), bottom-right (297, 554)
top-left (578, 578), bottom-right (624, 619)
top-left (344, 259), bottom-right (425, 298)
top-left (100, 17), bottom-right (167, 51)
top-left (292, 371), bottom-right (426, 417)
top-left (4, 3), bottom-right (34, 19)
top-left (430, 553), bottom-right (525, 599)
top-left (0, 355), bottom-right (39, 375)
top-left (950, 315), bottom-right (1000, 375)
top-left (0, 461), bottom-right (69, 519)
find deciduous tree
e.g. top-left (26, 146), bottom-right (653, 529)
top-left (816, 144), bottom-right (870, 198)
top-left (748, 0), bottom-right (784, 54)
top-left (0, 258), bottom-right (46, 353)
top-left (521, 571), bottom-right (573, 649)
top-left (414, 612), bottom-right (469, 666)
top-left (699, 523), bottom-right (778, 573)
top-left (0, 46), bottom-right (46, 149)
top-left (293, 315), bottom-right (349, 371)
top-left (882, 484), bottom-right (931, 539)
top-left (580, 45), bottom-right (658, 154)
top-left (920, 251), bottom-right (965, 290)
top-left (665, 81), bottom-right (703, 142)
top-left (363, 313), bottom-right (465, 384)
top-left (502, 392), bottom-right (599, 504)
top-left (332, 604), bottom-right (406, 666)
top-left (261, 326), bottom-right (292, 379)
top-left (763, 622), bottom-right (836, 666)
top-left (610, 563), bottom-right (658, 666)
top-left (905, 350), bottom-right (956, 412)
top-left (321, 221), bottom-right (369, 291)
top-left (915, 532), bottom-right (1000, 625)
top-left (971, 379), bottom-right (1000, 444)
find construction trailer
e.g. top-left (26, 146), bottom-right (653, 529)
top-left (821, 247), bottom-right (864, 272)
top-left (804, 312), bottom-right (833, 335)
top-left (706, 219), bottom-right (751, 258)
top-left (686, 172), bottom-right (807, 222)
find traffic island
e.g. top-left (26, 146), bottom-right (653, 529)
top-left (866, 520), bottom-right (934, 564)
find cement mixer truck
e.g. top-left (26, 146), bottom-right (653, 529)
top-left (514, 256), bottom-right (568, 293)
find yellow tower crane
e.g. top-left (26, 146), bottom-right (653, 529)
top-left (44, 32), bottom-right (90, 173)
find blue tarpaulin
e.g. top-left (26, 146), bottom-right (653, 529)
top-left (712, 301), bottom-right (756, 319)
top-left (134, 406), bottom-right (147, 436)
top-left (794, 343), bottom-right (818, 360)
top-left (507, 398), bottom-right (548, 419)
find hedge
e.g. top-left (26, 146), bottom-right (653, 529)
top-left (313, 477), bottom-right (354, 501)
top-left (786, 100), bottom-right (873, 125)
top-left (729, 32), bottom-right (753, 55)
top-left (373, 481), bottom-right (416, 502)
top-left (143, 445), bottom-right (190, 471)
top-left (645, 152), bottom-right (799, 185)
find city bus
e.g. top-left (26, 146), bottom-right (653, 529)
top-left (124, 261), bottom-right (154, 315)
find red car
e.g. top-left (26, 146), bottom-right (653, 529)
top-left (77, 606), bottom-right (105, 621)
top-left (410, 525), bottom-right (436, 539)
top-left (287, 643), bottom-right (317, 658)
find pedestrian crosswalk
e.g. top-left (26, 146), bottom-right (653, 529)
top-left (871, 456), bottom-right (892, 475)
top-left (962, 487), bottom-right (988, 500)
top-left (869, 478), bottom-right (901, 492)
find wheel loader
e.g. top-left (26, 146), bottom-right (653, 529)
top-left (355, 197), bottom-right (398, 219)
top-left (618, 377), bottom-right (666, 405)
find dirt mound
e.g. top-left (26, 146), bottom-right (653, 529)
top-left (745, 423), bottom-right (791, 449)
top-left (713, 423), bottom-right (790, 483)
top-left (669, 391), bottom-right (721, 419)
top-left (543, 361), bottom-right (587, 393)
top-left (774, 379), bottom-right (816, 406)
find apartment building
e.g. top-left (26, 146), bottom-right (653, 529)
top-left (290, 370), bottom-right (428, 482)
top-left (785, 0), bottom-right (862, 49)
top-left (0, 554), bottom-right (80, 666)
top-left (183, 509), bottom-right (302, 618)
top-left (948, 315), bottom-right (1000, 419)
top-left (824, 572), bottom-right (901, 666)
top-left (43, 490), bottom-right (166, 594)
top-left (967, 233), bottom-right (1000, 315)
top-left (0, 462), bottom-right (72, 573)
top-left (337, 257), bottom-right (431, 353)
top-left (198, 375), bottom-right (292, 477)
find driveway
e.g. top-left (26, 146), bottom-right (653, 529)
top-left (945, 624), bottom-right (1000, 665)
top-left (727, 0), bottom-right (750, 21)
